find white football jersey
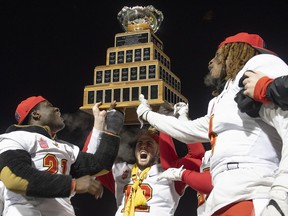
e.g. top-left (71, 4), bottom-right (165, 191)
top-left (145, 53), bottom-right (288, 215)
top-left (0, 181), bottom-right (4, 215)
top-left (0, 130), bottom-right (79, 216)
top-left (113, 162), bottom-right (183, 216)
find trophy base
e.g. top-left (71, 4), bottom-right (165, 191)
top-left (80, 102), bottom-right (173, 125)
top-left (127, 23), bottom-right (152, 32)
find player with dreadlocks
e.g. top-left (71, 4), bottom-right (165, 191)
top-left (136, 32), bottom-right (288, 215)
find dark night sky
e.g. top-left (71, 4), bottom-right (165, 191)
top-left (1, 0), bottom-right (288, 215)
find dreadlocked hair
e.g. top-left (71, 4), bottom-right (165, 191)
top-left (221, 42), bottom-right (259, 81)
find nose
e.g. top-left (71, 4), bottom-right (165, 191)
top-left (208, 58), bottom-right (213, 66)
top-left (138, 143), bottom-right (147, 150)
top-left (208, 59), bottom-right (213, 70)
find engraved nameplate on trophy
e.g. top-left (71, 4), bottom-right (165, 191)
top-left (113, 69), bottom-right (120, 82)
top-left (104, 70), bottom-right (111, 83)
top-left (121, 68), bottom-right (128, 81)
top-left (109, 52), bottom-right (116, 64)
top-left (116, 32), bottom-right (149, 46)
top-left (126, 50), bottom-right (133, 62)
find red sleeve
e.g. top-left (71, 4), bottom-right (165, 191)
top-left (159, 132), bottom-right (180, 169)
top-left (96, 172), bottom-right (115, 194)
top-left (174, 181), bottom-right (187, 195)
top-left (186, 143), bottom-right (205, 160)
top-left (159, 132), bottom-right (203, 172)
top-left (159, 133), bottom-right (212, 195)
top-left (254, 76), bottom-right (274, 103)
top-left (82, 131), bottom-right (92, 153)
top-left (181, 169), bottom-right (213, 195)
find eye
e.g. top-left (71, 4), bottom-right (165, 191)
top-left (147, 142), bottom-right (154, 147)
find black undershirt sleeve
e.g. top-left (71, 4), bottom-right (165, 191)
top-left (0, 149), bottom-right (71, 197)
top-left (266, 76), bottom-right (288, 110)
top-left (70, 132), bottom-right (120, 178)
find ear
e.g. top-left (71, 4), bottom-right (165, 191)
top-left (31, 110), bottom-right (41, 121)
top-left (156, 146), bottom-right (160, 157)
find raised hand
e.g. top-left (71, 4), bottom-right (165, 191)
top-left (105, 109), bottom-right (125, 135)
top-left (136, 94), bottom-right (152, 127)
top-left (74, 175), bottom-right (104, 199)
top-left (241, 71), bottom-right (266, 99)
top-left (92, 102), bottom-right (107, 131)
top-left (173, 102), bottom-right (189, 121)
top-left (157, 165), bottom-right (185, 181)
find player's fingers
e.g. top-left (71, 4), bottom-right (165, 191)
top-left (242, 76), bottom-right (249, 86)
top-left (89, 177), bottom-right (103, 199)
top-left (108, 100), bottom-right (117, 110)
top-left (95, 188), bottom-right (103, 199)
top-left (139, 94), bottom-right (145, 102)
top-left (95, 101), bottom-right (102, 108)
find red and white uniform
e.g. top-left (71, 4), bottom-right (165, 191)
top-left (0, 124), bottom-right (114, 216)
top-left (144, 54), bottom-right (288, 215)
top-left (114, 162), bottom-right (183, 216)
top-left (0, 130), bottom-right (79, 216)
top-left (157, 132), bottom-right (212, 215)
top-left (85, 130), bottom-right (188, 216)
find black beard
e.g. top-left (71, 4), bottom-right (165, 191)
top-left (137, 157), bottom-right (159, 171)
top-left (204, 71), bottom-right (227, 96)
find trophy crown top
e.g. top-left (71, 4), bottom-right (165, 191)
top-left (117, 5), bottom-right (164, 33)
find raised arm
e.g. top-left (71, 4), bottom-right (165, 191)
top-left (72, 103), bottom-right (124, 177)
top-left (137, 94), bottom-right (210, 143)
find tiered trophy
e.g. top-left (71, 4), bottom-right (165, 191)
top-left (80, 5), bottom-right (188, 124)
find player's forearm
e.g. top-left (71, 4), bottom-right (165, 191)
top-left (0, 149), bottom-right (72, 197)
top-left (181, 170), bottom-right (213, 194)
top-left (71, 132), bottom-right (120, 177)
top-left (146, 111), bottom-right (210, 143)
top-left (92, 132), bottom-right (120, 171)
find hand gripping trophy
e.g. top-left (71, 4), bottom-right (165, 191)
top-left (80, 5), bottom-right (188, 124)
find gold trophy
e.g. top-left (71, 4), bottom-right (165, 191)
top-left (80, 5), bottom-right (188, 124)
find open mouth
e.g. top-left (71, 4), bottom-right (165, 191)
top-left (140, 151), bottom-right (148, 159)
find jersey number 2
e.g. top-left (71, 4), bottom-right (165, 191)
top-left (43, 153), bottom-right (68, 174)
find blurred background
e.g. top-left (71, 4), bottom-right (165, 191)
top-left (1, 0), bottom-right (288, 215)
